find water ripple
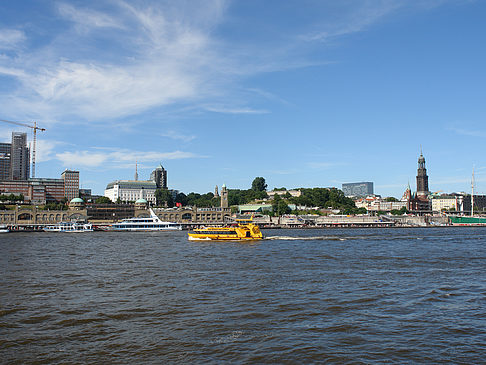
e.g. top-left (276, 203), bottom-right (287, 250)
top-left (1, 228), bottom-right (486, 363)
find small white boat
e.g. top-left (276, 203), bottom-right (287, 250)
top-left (0, 225), bottom-right (9, 233)
top-left (110, 209), bottom-right (182, 231)
top-left (44, 221), bottom-right (93, 232)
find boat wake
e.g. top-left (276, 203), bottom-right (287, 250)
top-left (265, 236), bottom-right (348, 241)
top-left (188, 236), bottom-right (213, 241)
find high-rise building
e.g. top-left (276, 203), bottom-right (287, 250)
top-left (0, 142), bottom-right (11, 180)
top-left (416, 153), bottom-right (429, 197)
top-left (61, 170), bottom-right (80, 201)
top-left (342, 182), bottom-right (374, 197)
top-left (10, 132), bottom-right (30, 180)
top-left (150, 164), bottom-right (167, 189)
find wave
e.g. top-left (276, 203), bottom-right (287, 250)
top-left (265, 236), bottom-right (347, 241)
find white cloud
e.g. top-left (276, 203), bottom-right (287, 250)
top-left (58, 3), bottom-right (125, 30)
top-left (299, 1), bottom-right (401, 42)
top-left (447, 126), bottom-right (486, 138)
top-left (0, 65), bottom-right (26, 78)
top-left (204, 105), bottom-right (269, 114)
top-left (35, 139), bottom-right (62, 163)
top-left (0, 29), bottom-right (25, 50)
top-left (160, 131), bottom-right (196, 142)
top-left (56, 151), bottom-right (109, 168)
top-left (0, 0), bottom-right (462, 122)
top-left (0, 1), bottom-right (226, 120)
top-left (55, 148), bottom-right (201, 168)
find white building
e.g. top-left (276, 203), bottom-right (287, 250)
top-left (267, 189), bottom-right (302, 198)
top-left (355, 196), bottom-right (408, 212)
top-left (104, 180), bottom-right (157, 204)
top-left (431, 196), bottom-right (457, 213)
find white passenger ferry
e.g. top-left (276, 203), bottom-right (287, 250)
top-left (44, 221), bottom-right (93, 232)
top-left (110, 209), bottom-right (182, 231)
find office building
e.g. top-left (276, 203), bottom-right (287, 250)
top-left (150, 164), bottom-right (168, 189)
top-left (0, 142), bottom-right (11, 180)
top-left (10, 132), bottom-right (30, 180)
top-left (61, 170), bottom-right (80, 201)
top-left (342, 182), bottom-right (374, 197)
top-left (0, 171), bottom-right (80, 204)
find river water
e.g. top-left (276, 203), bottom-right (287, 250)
top-left (1, 228), bottom-right (486, 363)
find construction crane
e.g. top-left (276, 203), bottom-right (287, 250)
top-left (0, 119), bottom-right (46, 178)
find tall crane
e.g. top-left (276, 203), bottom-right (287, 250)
top-left (0, 119), bottom-right (46, 178)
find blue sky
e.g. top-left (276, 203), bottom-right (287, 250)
top-left (0, 0), bottom-right (485, 197)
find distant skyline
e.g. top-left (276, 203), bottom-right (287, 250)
top-left (0, 0), bottom-right (485, 197)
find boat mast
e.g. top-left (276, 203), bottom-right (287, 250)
top-left (471, 166), bottom-right (475, 217)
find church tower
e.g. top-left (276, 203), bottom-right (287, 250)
top-left (416, 152), bottom-right (429, 198)
top-left (220, 184), bottom-right (228, 209)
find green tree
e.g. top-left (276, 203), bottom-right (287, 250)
top-left (385, 197), bottom-right (399, 202)
top-left (155, 189), bottom-right (174, 207)
top-left (272, 194), bottom-right (291, 216)
top-left (251, 177), bottom-right (267, 192)
top-left (95, 196), bottom-right (112, 204)
top-left (175, 192), bottom-right (188, 206)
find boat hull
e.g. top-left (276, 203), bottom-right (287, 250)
top-left (188, 221), bottom-right (263, 241)
top-left (43, 222), bottom-right (93, 232)
top-left (188, 234), bottom-right (261, 241)
top-left (111, 227), bottom-right (182, 232)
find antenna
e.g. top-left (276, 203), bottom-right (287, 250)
top-left (471, 166), bottom-right (475, 217)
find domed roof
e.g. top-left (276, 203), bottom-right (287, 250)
top-left (135, 198), bottom-right (148, 204)
top-left (70, 198), bottom-right (84, 203)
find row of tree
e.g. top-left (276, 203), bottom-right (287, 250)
top-left (0, 193), bottom-right (24, 202)
top-left (153, 177), bottom-right (269, 208)
top-left (91, 176), bottom-right (362, 214)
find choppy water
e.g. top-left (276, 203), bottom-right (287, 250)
top-left (2, 228), bottom-right (486, 363)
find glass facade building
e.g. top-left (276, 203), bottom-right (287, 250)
top-left (342, 182), bottom-right (374, 197)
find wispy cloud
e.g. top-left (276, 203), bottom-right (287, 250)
top-left (0, 0), bottom-right (460, 123)
top-left (55, 147), bottom-right (202, 168)
top-left (160, 131), bottom-right (196, 142)
top-left (299, 1), bottom-right (401, 42)
top-left (36, 139), bottom-right (65, 163)
top-left (0, 29), bottom-right (25, 50)
top-left (58, 3), bottom-right (125, 30)
top-left (447, 126), bottom-right (486, 138)
top-left (0, 0), bottom-right (227, 120)
top-left (204, 105), bottom-right (269, 114)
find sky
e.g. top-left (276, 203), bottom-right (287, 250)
top-left (0, 0), bottom-right (485, 197)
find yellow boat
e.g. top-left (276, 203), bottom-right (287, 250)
top-left (188, 218), bottom-right (263, 241)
